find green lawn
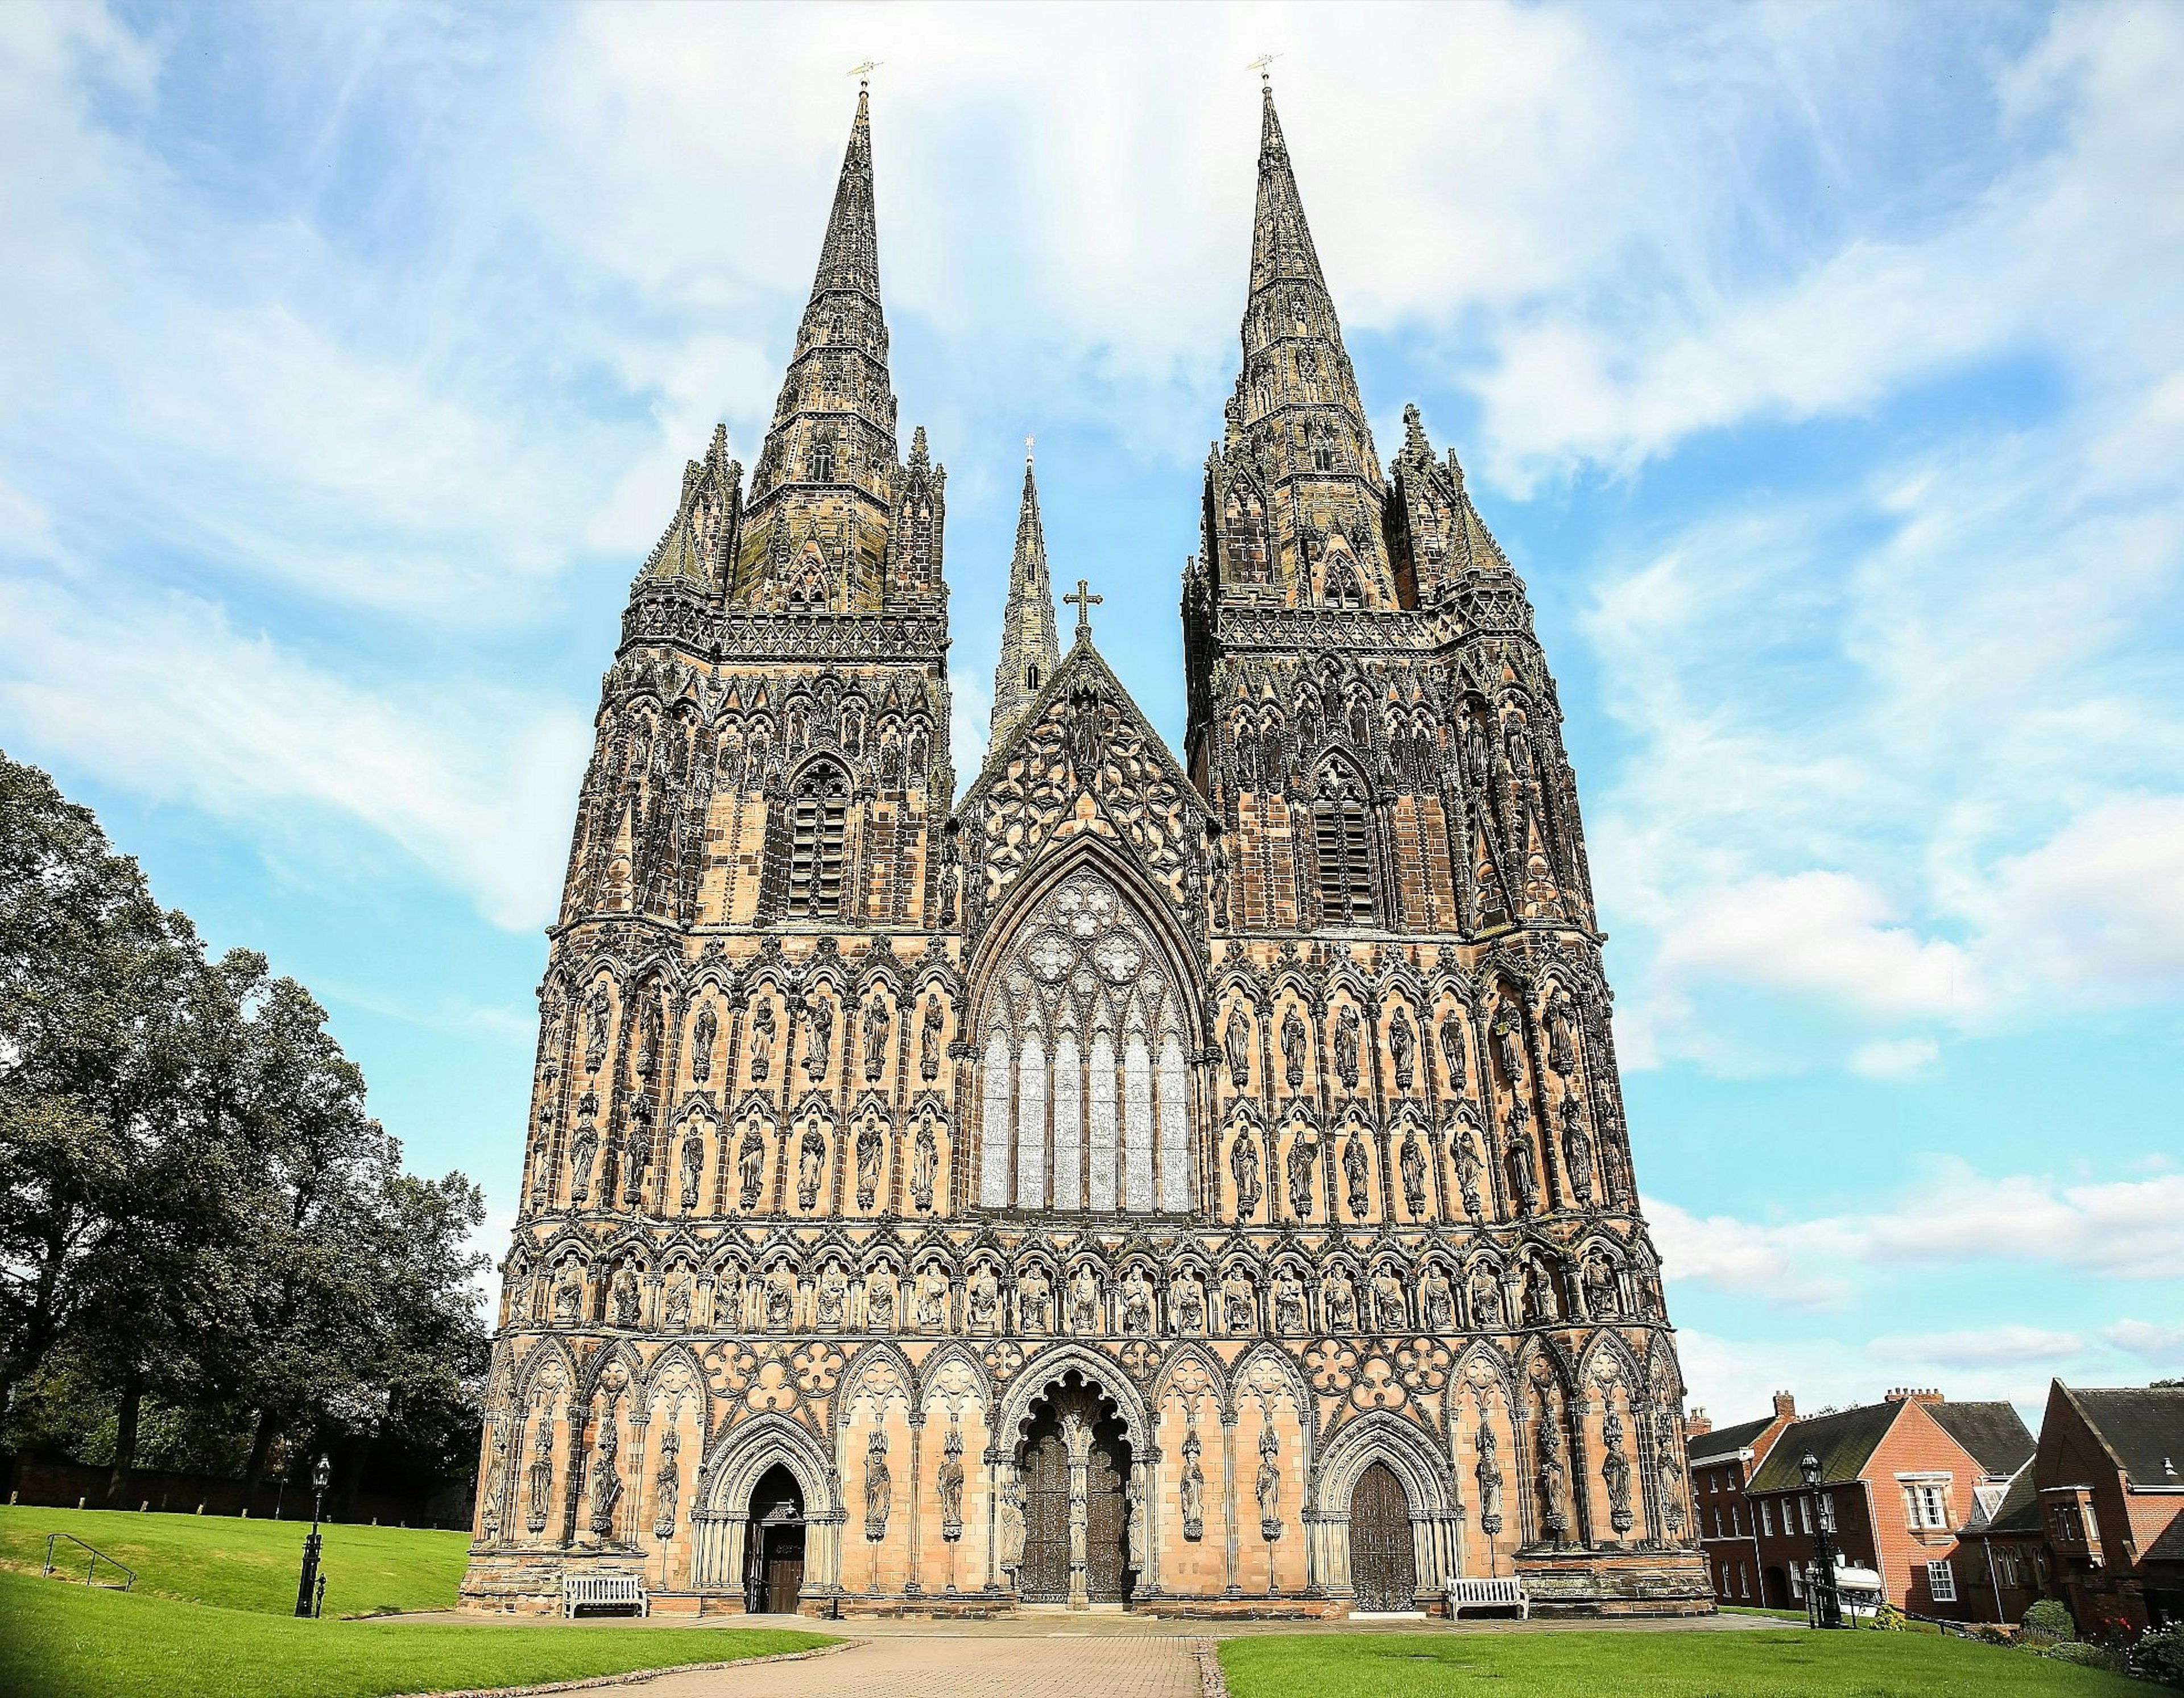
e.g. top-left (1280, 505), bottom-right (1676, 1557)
top-left (0, 1503), bottom-right (468, 1616)
top-left (1219, 1629), bottom-right (2142, 1697)
top-left (0, 1568), bottom-right (836, 1698)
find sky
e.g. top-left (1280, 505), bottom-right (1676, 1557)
top-left (2, 0), bottom-right (2180, 1430)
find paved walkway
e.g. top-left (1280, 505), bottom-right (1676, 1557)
top-left (626, 1635), bottom-right (1201, 1698)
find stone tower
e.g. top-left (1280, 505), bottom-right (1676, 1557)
top-left (465, 80), bottom-right (1706, 1621)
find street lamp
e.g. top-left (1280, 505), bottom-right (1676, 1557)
top-left (1800, 1451), bottom-right (1844, 1630)
top-left (294, 1453), bottom-right (332, 1619)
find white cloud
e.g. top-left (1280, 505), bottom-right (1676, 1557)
top-left (1975, 798), bottom-right (2184, 1003)
top-left (1876, 1327), bottom-right (2086, 1370)
top-left (1850, 1035), bottom-right (1939, 1080)
top-left (2103, 1320), bottom-right (2184, 1370)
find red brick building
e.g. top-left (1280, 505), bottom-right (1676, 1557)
top-left (1686, 1393), bottom-right (1797, 1606)
top-left (1742, 1389), bottom-right (2032, 1617)
top-left (2029, 1382), bottom-right (2184, 1633)
top-left (1954, 1461), bottom-right (2051, 1625)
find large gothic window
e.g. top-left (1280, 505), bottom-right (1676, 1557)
top-left (783, 765), bottom-right (847, 919)
top-left (975, 866), bottom-right (1194, 1216)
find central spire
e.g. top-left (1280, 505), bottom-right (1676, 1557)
top-left (988, 439), bottom-right (1060, 749)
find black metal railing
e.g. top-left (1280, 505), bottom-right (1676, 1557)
top-left (42, 1531), bottom-right (136, 1590)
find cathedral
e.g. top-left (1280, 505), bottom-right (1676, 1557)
top-left (461, 77), bottom-right (1709, 1618)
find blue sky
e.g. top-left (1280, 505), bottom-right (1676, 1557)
top-left (3, 1), bottom-right (2179, 1426)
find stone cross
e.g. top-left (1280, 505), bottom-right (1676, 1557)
top-left (1065, 579), bottom-right (1101, 641)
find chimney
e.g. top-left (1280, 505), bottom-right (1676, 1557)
top-left (1772, 1391), bottom-right (1797, 1423)
top-left (1885, 1387), bottom-right (1945, 1406)
top-left (1687, 1408), bottom-right (1712, 1437)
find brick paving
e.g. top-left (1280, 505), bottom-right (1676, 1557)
top-left (622, 1633), bottom-right (1202, 1698)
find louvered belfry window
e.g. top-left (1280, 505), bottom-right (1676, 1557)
top-left (786, 769), bottom-right (847, 919)
top-left (1314, 796), bottom-right (1374, 924)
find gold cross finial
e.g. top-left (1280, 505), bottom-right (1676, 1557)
top-left (1026, 433), bottom-right (1035, 465)
top-left (1247, 52), bottom-right (1280, 83)
top-left (849, 59), bottom-right (882, 85)
top-left (1064, 579), bottom-right (1102, 641)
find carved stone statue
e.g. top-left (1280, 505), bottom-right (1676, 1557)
top-left (919, 994), bottom-right (944, 1082)
top-left (803, 995), bottom-right (834, 1082)
top-left (1230, 1130), bottom-right (1263, 1217)
top-left (1490, 999), bottom-right (1524, 1085)
top-left (855, 1117), bottom-right (884, 1211)
top-left (915, 1265), bottom-right (949, 1332)
top-left (864, 1269), bottom-right (897, 1333)
top-left (1545, 988), bottom-right (1578, 1078)
top-left (816, 1262), bottom-right (848, 1328)
top-left (568, 1123), bottom-right (598, 1205)
top-left (679, 1133), bottom-right (704, 1211)
top-left (1388, 1008), bottom-right (1416, 1092)
top-left (1018, 1266), bottom-right (1052, 1333)
top-left (862, 997), bottom-right (890, 1083)
top-left (1601, 1406), bottom-right (1634, 1534)
top-left (1437, 1013), bottom-right (1467, 1091)
top-left (609, 1266), bottom-right (641, 1328)
top-left (1536, 1400), bottom-right (1570, 1544)
top-left (1341, 1133), bottom-right (1370, 1217)
top-left (1273, 1267), bottom-right (1306, 1334)
top-left (738, 1128), bottom-right (767, 1211)
top-left (690, 1006), bottom-right (716, 1084)
top-left (479, 1424), bottom-right (508, 1542)
top-left (1371, 1266), bottom-right (1408, 1333)
top-left (652, 1426), bottom-right (681, 1540)
top-left (998, 1470), bottom-right (1027, 1574)
top-left (765, 1265), bottom-right (797, 1329)
top-left (1069, 1264), bottom-right (1102, 1333)
top-left (583, 989), bottom-right (610, 1069)
top-left (1171, 1272), bottom-right (1206, 1335)
top-left (553, 1269), bottom-right (584, 1324)
top-left (1451, 1114), bottom-right (1485, 1220)
top-left (587, 1419), bottom-right (622, 1538)
top-left (1221, 1268), bottom-right (1255, 1334)
top-left (1332, 1003), bottom-right (1362, 1092)
top-left (663, 1274), bottom-right (693, 1330)
top-left (1399, 1130), bottom-right (1428, 1217)
top-left (1280, 1006), bottom-right (1308, 1088)
top-left (1420, 1263), bottom-right (1455, 1330)
top-left (526, 1414), bottom-right (553, 1533)
top-left (1520, 1260), bottom-right (1555, 1325)
top-left (1180, 1429), bottom-right (1206, 1542)
top-left (1121, 1266), bottom-right (1155, 1335)
top-left (937, 1426), bottom-right (966, 1542)
top-left (1470, 1266), bottom-right (1505, 1329)
top-left (1474, 1416), bottom-right (1504, 1534)
top-left (747, 999), bottom-right (776, 1083)
top-left (1504, 1118), bottom-right (1539, 1213)
top-left (1286, 1133), bottom-right (1315, 1218)
top-left (633, 1004), bottom-right (658, 1079)
top-left (911, 1116), bottom-right (938, 1212)
top-left (797, 1123), bottom-right (827, 1211)
top-left (1255, 1427), bottom-right (1282, 1540)
top-left (1224, 1012), bottom-right (1251, 1089)
top-left (1323, 1266), bottom-right (1358, 1332)
top-left (863, 1430), bottom-right (891, 1541)
top-left (967, 1263), bottom-right (1000, 1332)
top-left (1560, 1094), bottom-right (1596, 1206)
top-left (1584, 1255), bottom-right (1620, 1319)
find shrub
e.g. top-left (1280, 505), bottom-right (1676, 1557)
top-left (2021, 1598), bottom-right (2076, 1644)
top-left (1866, 1602), bottom-right (1909, 1633)
top-left (2130, 1624), bottom-right (2184, 1688)
top-left (2044, 1641), bottom-right (2124, 1674)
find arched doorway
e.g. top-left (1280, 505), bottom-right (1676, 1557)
top-left (1763, 1565), bottom-right (1791, 1610)
top-left (742, 1464), bottom-right (805, 1616)
top-left (1349, 1461), bottom-right (1417, 1612)
top-left (1019, 1374), bottom-right (1132, 1604)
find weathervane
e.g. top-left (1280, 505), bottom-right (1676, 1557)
top-left (1026, 433), bottom-right (1035, 465)
top-left (1247, 52), bottom-right (1281, 83)
top-left (849, 59), bottom-right (882, 85)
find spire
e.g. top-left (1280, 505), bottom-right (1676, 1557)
top-left (733, 84), bottom-right (914, 613)
top-left (1214, 75), bottom-right (1393, 609)
top-left (988, 439), bottom-right (1060, 749)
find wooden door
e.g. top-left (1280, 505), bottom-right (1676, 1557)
top-left (1020, 1412), bottom-right (1071, 1602)
top-left (1083, 1420), bottom-right (1129, 1603)
top-left (761, 1524), bottom-right (804, 1614)
top-left (1350, 1461), bottom-right (1416, 1611)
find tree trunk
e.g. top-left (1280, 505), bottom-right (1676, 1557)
top-left (241, 1408), bottom-right (282, 1514)
top-left (106, 1370), bottom-right (143, 1507)
top-left (343, 1435), bottom-right (372, 1523)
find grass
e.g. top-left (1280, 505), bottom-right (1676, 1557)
top-left (0, 1503), bottom-right (469, 1616)
top-left (1218, 1628), bottom-right (2144, 1697)
top-left (0, 1568), bottom-right (837, 1698)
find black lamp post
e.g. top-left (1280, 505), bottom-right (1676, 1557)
top-left (294, 1453), bottom-right (332, 1619)
top-left (1800, 1451), bottom-right (1844, 1630)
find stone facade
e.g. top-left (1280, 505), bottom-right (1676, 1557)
top-left (461, 80), bottom-right (1709, 1619)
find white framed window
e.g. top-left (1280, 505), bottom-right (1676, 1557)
top-left (1800, 1495), bottom-right (1814, 1535)
top-left (1927, 1560), bottom-right (1956, 1603)
top-left (1739, 1562), bottom-right (1751, 1599)
top-left (1790, 1563), bottom-right (1805, 1598)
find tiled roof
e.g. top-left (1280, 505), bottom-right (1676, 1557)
top-left (1929, 1402), bottom-right (2037, 1477)
top-left (1689, 1414), bottom-right (1776, 1467)
top-left (1963, 1464), bottom-right (2041, 1537)
top-left (2063, 1386), bottom-right (2184, 1489)
top-left (1747, 1402), bottom-right (1901, 1493)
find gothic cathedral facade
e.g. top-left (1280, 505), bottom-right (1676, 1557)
top-left (463, 82), bottom-right (1709, 1618)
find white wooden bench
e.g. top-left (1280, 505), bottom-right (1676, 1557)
top-left (562, 1572), bottom-right (650, 1618)
top-left (1447, 1576), bottom-right (1529, 1621)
